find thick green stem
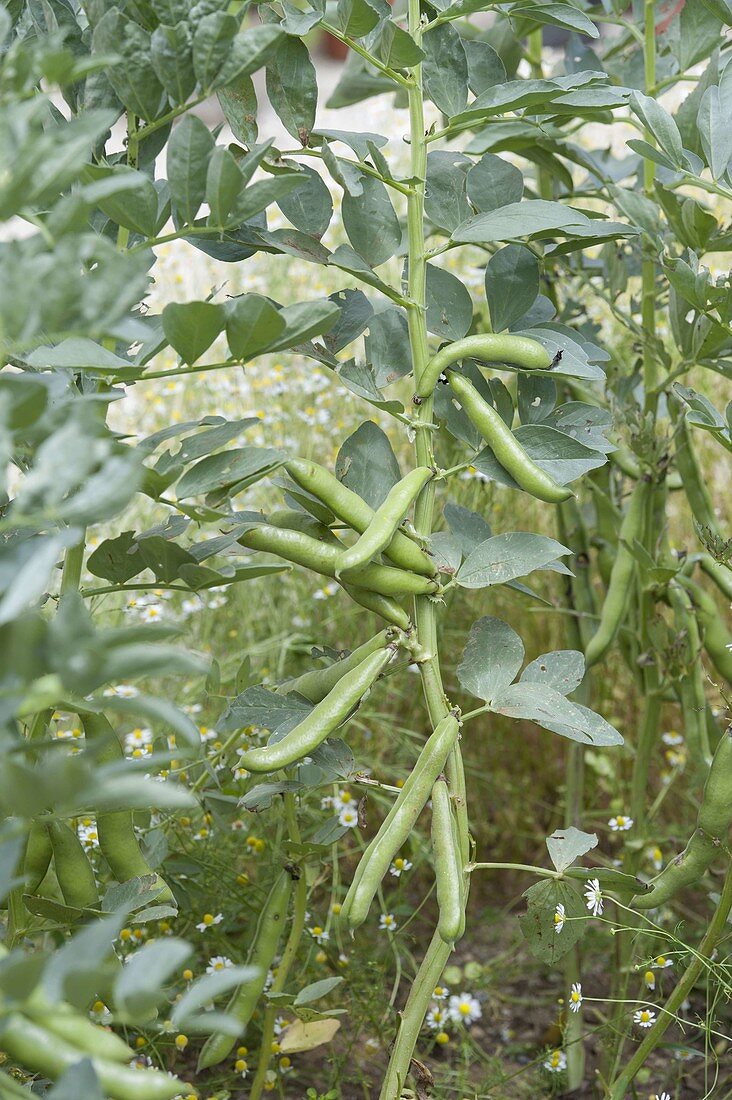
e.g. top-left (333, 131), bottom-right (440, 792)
top-left (608, 861), bottom-right (732, 1098)
top-left (379, 4), bottom-right (469, 1095)
top-left (248, 794), bottom-right (307, 1100)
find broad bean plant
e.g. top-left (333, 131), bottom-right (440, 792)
top-left (0, 0), bottom-right (730, 1098)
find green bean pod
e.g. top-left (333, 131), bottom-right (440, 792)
top-left (668, 585), bottom-right (709, 767)
top-left (699, 554), bottom-right (732, 602)
top-left (23, 999), bottom-right (134, 1064)
top-left (237, 647), bottom-right (393, 773)
top-left (81, 713), bottom-right (175, 905)
top-left (198, 869), bottom-right (293, 1070)
top-left (334, 468), bottom-right (434, 575)
top-left (416, 333), bottom-right (553, 399)
top-left (678, 576), bottom-right (732, 687)
top-left (238, 524), bottom-right (440, 598)
top-left (0, 1013), bottom-right (190, 1099)
top-left (431, 776), bottom-right (465, 945)
top-left (282, 629), bottom-right (396, 703)
top-left (340, 582), bottom-right (411, 631)
top-left (286, 457), bottom-right (436, 576)
top-left (698, 727), bottom-right (732, 839)
top-left (342, 713), bottom-right (460, 932)
top-left (47, 820), bottom-right (99, 911)
top-left (674, 413), bottom-right (722, 538)
top-left (447, 371), bottom-right (572, 504)
top-left (584, 479), bottom-right (648, 668)
top-left (23, 819), bottom-right (53, 893)
top-left (632, 829), bottom-right (719, 909)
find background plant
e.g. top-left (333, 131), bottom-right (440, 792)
top-left (0, 1), bottom-right (731, 1098)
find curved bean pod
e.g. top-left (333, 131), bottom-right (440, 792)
top-left (342, 713), bottom-right (460, 932)
top-left (0, 1013), bottom-right (190, 1099)
top-left (47, 820), bottom-right (99, 910)
top-left (286, 458), bottom-right (436, 576)
top-left (238, 524), bottom-right (440, 598)
top-left (698, 726), bottom-right (732, 839)
top-left (678, 575), bottom-right (732, 687)
top-left (281, 629), bottom-right (395, 703)
top-left (198, 870), bottom-right (293, 1069)
top-left (447, 371), bottom-right (572, 504)
top-left (81, 713), bottom-right (175, 905)
top-left (335, 467), bottom-right (434, 575)
top-left (699, 554), bottom-right (732, 602)
top-left (23, 819), bottom-right (53, 893)
top-left (584, 479), bottom-right (649, 668)
top-left (416, 333), bottom-right (553, 399)
top-left (237, 647), bottom-right (393, 773)
top-left (431, 776), bottom-right (465, 945)
top-left (632, 829), bottom-right (719, 910)
top-left (340, 582), bottom-right (411, 631)
top-left (24, 1000), bottom-right (135, 1064)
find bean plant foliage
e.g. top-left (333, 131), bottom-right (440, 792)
top-left (0, 0), bottom-right (731, 1098)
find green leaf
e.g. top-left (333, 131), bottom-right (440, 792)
top-left (213, 24), bottom-right (285, 90)
top-left (174, 446), bottom-right (284, 499)
top-left (335, 421), bottom-right (401, 508)
top-left (218, 76), bottom-right (259, 146)
top-left (193, 11), bottom-right (237, 93)
top-left (457, 616), bottom-right (524, 703)
top-left (474, 423), bottom-right (606, 490)
top-left (546, 827), bottom-right (598, 872)
top-left (509, 2), bottom-right (599, 38)
top-left (422, 23), bottom-right (469, 116)
top-left (342, 175), bottom-right (401, 268)
top-left (167, 113), bottom-right (215, 226)
top-left (172, 966), bottom-right (257, 1031)
top-left (162, 301), bottom-right (225, 364)
top-left (425, 151), bottom-right (471, 233)
top-left (629, 91), bottom-right (686, 169)
top-left (266, 37), bottom-right (318, 144)
top-left (205, 145), bottom-right (244, 227)
top-left (453, 200), bottom-right (589, 243)
top-left (521, 650), bottom-right (585, 696)
top-left (115, 938), bottom-right (192, 1019)
top-left (225, 294), bottom-right (286, 359)
top-left (491, 683), bottom-right (623, 746)
top-left (457, 532), bottom-right (570, 589)
top-left (444, 502), bottom-right (492, 555)
top-left (219, 684), bottom-right (312, 735)
top-left (698, 85), bottom-right (732, 180)
top-left (48, 1061), bottom-right (105, 1100)
top-left (277, 164), bottom-right (333, 239)
top-left (92, 11), bottom-right (164, 121)
top-left (87, 166), bottom-right (159, 237)
top-left (268, 299), bottom-right (341, 350)
top-left (294, 976), bottom-right (345, 1005)
top-left (377, 21), bottom-right (425, 68)
top-left (467, 153), bottom-right (523, 213)
top-left (150, 21), bottom-right (195, 104)
top-left (464, 39), bottom-right (507, 94)
top-left (425, 264), bottom-right (473, 341)
top-left (519, 879), bottom-right (586, 966)
top-left (485, 244), bottom-right (539, 332)
top-left (336, 0), bottom-right (382, 38)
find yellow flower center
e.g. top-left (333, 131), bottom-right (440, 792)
top-left (203, 914), bottom-right (214, 925)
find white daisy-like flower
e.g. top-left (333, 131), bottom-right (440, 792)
top-left (568, 983), bottom-right (583, 1013)
top-left (338, 805), bottom-right (359, 828)
top-left (332, 788), bottom-right (354, 811)
top-left (389, 857), bottom-right (413, 877)
top-left (584, 878), bottom-right (604, 916)
top-left (104, 684), bottom-right (139, 698)
top-left (649, 845), bottom-right (664, 871)
top-left (652, 955), bottom-right (673, 969)
top-left (425, 1004), bottom-right (448, 1030)
top-left (195, 912), bottom-right (223, 933)
top-left (379, 913), bottom-right (397, 932)
top-left (140, 603), bottom-right (164, 623)
top-left (77, 819), bottom-right (99, 850)
top-left (432, 985), bottom-right (449, 1001)
top-left (199, 726), bottom-right (218, 743)
top-left (205, 955), bottom-right (232, 974)
top-left (124, 727), bottom-right (153, 754)
top-left (634, 1008), bottom-right (656, 1028)
top-left (608, 815), bottom-right (633, 832)
top-left (544, 1049), bottom-right (567, 1073)
top-left (313, 582), bottom-right (338, 600)
top-left (652, 1092), bottom-right (671, 1100)
top-left (661, 731), bottom-right (683, 746)
top-left (554, 903), bottom-right (565, 934)
top-left (644, 970), bottom-right (656, 990)
top-left (320, 795), bottom-right (334, 809)
top-left (447, 992), bottom-right (481, 1025)
top-left (308, 925), bottom-right (329, 944)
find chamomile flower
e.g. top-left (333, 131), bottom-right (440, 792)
top-left (206, 955), bottom-right (232, 974)
top-left (554, 902), bottom-right (565, 933)
top-left (338, 805), bottom-right (359, 828)
top-left (432, 986), bottom-right (449, 1001)
top-left (652, 955), bottom-right (673, 969)
top-left (649, 845), bottom-right (664, 871)
top-left (634, 1008), bottom-right (656, 1028)
top-left (652, 1093), bottom-right (671, 1100)
top-left (104, 684), bottom-right (139, 698)
top-left (544, 1049), bottom-right (567, 1073)
top-left (425, 1004), bottom-right (448, 1030)
top-left (608, 815), bottom-right (633, 832)
top-left (379, 913), bottom-right (397, 932)
top-left (196, 912), bottom-right (223, 932)
top-left (124, 727), bottom-right (153, 754)
top-left (645, 970), bottom-right (656, 990)
top-left (389, 857), bottom-right (413, 877)
top-left (584, 878), bottom-right (604, 916)
top-left (447, 992), bottom-right (481, 1025)
top-left (568, 983), bottom-right (583, 1013)
top-left (140, 603), bottom-right (164, 623)
top-left (333, 789), bottom-right (354, 811)
top-left (661, 731), bottom-right (683, 746)
top-left (199, 725), bottom-right (218, 743)
top-left (77, 819), bottom-right (99, 850)
top-left (308, 925), bottom-right (329, 944)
